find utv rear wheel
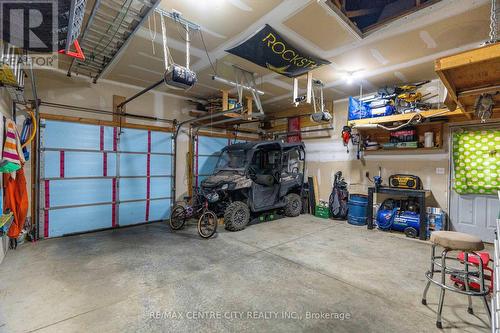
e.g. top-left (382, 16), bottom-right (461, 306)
top-left (224, 201), bottom-right (250, 231)
top-left (284, 193), bottom-right (302, 217)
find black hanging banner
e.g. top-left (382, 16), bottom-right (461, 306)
top-left (226, 24), bottom-right (331, 78)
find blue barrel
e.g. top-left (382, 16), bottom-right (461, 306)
top-left (348, 194), bottom-right (368, 226)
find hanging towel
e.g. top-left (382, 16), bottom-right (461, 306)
top-left (0, 119), bottom-right (25, 173)
top-left (5, 168), bottom-right (28, 240)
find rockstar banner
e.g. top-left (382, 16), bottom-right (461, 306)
top-left (226, 24), bottom-right (330, 78)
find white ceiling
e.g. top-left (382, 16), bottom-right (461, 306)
top-left (61, 0), bottom-right (493, 112)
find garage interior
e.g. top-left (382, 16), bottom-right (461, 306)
top-left (0, 0), bottom-right (499, 332)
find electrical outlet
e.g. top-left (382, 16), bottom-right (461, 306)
top-left (436, 168), bottom-right (445, 175)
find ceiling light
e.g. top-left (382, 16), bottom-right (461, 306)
top-left (343, 70), bottom-right (364, 85)
top-left (344, 72), bottom-right (355, 85)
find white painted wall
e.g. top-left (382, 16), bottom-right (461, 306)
top-left (304, 98), bottom-right (450, 212)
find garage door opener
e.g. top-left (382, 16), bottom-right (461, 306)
top-left (157, 9), bottom-right (199, 90)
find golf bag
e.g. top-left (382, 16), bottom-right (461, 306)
top-left (329, 171), bottom-right (349, 219)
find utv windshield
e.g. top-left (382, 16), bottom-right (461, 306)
top-left (215, 149), bottom-right (248, 171)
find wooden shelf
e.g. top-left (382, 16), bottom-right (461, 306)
top-left (435, 42), bottom-right (500, 118)
top-left (355, 120), bottom-right (445, 152)
top-left (347, 108), bottom-right (462, 126)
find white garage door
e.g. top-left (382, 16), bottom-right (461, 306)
top-left (39, 119), bottom-right (173, 238)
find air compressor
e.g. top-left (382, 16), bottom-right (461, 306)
top-left (376, 198), bottom-right (421, 238)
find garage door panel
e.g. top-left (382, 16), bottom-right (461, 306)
top-left (103, 126), bottom-right (116, 151)
top-left (120, 128), bottom-right (148, 152)
top-left (44, 151), bottom-right (117, 178)
top-left (66, 152), bottom-right (116, 178)
top-left (120, 153), bottom-right (147, 176)
top-left (150, 177), bottom-right (171, 199)
top-left (119, 201), bottom-right (147, 226)
top-left (44, 121), bottom-right (110, 150)
top-left (151, 132), bottom-right (172, 153)
top-left (48, 204), bottom-right (112, 237)
top-left (41, 120), bottom-right (172, 237)
top-left (198, 137), bottom-right (228, 155)
top-left (151, 155), bottom-right (172, 175)
top-left (49, 179), bottom-right (112, 207)
top-left (149, 199), bottom-right (171, 221)
top-left (119, 178), bottom-right (147, 201)
top-left (44, 151), bottom-right (63, 178)
top-left (198, 155), bottom-right (219, 176)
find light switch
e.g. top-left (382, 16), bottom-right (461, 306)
top-left (436, 168), bottom-right (445, 175)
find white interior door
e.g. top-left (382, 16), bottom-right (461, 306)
top-left (449, 190), bottom-right (498, 242)
top-left (449, 127), bottom-right (499, 242)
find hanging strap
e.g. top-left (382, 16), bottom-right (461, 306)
top-left (148, 13), bottom-right (157, 55)
top-left (489, 0), bottom-right (499, 43)
top-left (160, 14), bottom-right (171, 71)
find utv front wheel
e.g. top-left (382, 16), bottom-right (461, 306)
top-left (224, 201), bottom-right (250, 231)
top-left (284, 193), bottom-right (302, 217)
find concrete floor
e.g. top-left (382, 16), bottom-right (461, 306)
top-left (0, 215), bottom-right (491, 332)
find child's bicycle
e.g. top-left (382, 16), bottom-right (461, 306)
top-left (169, 190), bottom-right (218, 238)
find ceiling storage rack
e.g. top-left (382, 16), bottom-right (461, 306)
top-left (435, 42), bottom-right (500, 120)
top-left (59, 0), bottom-right (88, 52)
top-left (67, 0), bottom-right (161, 82)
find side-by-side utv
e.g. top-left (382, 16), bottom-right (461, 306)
top-left (201, 140), bottom-right (306, 231)
top-left (170, 140), bottom-right (306, 235)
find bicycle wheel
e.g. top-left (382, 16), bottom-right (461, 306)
top-left (197, 210), bottom-right (218, 238)
top-left (170, 204), bottom-right (187, 230)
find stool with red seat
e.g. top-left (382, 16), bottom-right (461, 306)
top-left (422, 231), bottom-right (491, 329)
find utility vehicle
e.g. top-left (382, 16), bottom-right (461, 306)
top-left (170, 140), bottom-right (306, 233)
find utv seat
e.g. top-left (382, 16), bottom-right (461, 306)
top-left (254, 174), bottom-right (274, 187)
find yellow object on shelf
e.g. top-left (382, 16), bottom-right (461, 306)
top-left (0, 63), bottom-right (17, 86)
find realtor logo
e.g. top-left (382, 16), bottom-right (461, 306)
top-left (0, 1), bottom-right (57, 52)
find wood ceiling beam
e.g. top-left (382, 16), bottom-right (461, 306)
top-left (265, 105), bottom-right (317, 119)
top-left (359, 0), bottom-right (393, 8)
top-left (345, 7), bottom-right (380, 18)
top-left (332, 0), bottom-right (342, 10)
